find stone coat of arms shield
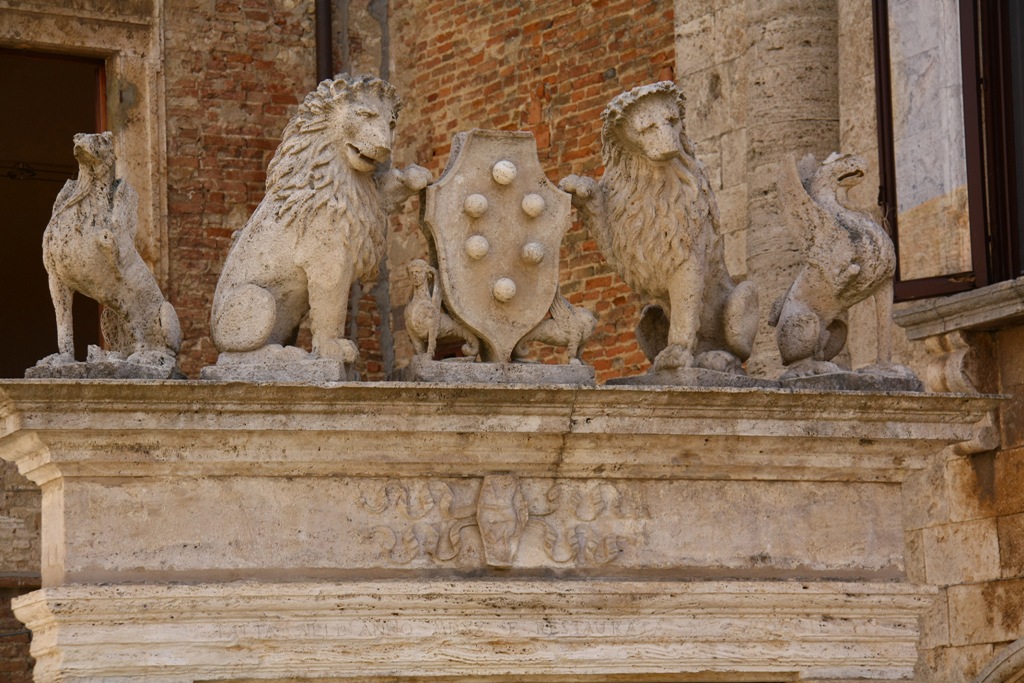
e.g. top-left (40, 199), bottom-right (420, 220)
top-left (423, 129), bottom-right (571, 362)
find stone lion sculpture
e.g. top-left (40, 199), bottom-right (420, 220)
top-left (560, 81), bottom-right (758, 374)
top-left (37, 131), bottom-right (181, 376)
top-left (772, 152), bottom-right (917, 383)
top-left (209, 74), bottom-right (430, 373)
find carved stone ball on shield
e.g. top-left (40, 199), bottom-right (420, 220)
top-left (410, 129), bottom-right (595, 385)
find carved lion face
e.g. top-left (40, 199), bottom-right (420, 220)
top-left (336, 91), bottom-right (398, 174)
top-left (618, 93), bottom-right (683, 163)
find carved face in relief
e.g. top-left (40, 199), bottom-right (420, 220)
top-left (618, 93), bottom-right (684, 163)
top-left (337, 92), bottom-right (398, 174)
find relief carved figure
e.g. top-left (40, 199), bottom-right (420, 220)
top-left (208, 74), bottom-right (429, 376)
top-left (359, 477), bottom-right (646, 568)
top-left (772, 153), bottom-right (920, 387)
top-left (560, 82), bottom-right (758, 375)
top-left (34, 132), bottom-right (182, 377)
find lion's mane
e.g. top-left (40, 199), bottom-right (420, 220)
top-left (264, 74), bottom-right (401, 283)
top-left (598, 82), bottom-right (717, 304)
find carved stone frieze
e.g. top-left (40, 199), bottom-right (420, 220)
top-left (358, 475), bottom-right (648, 567)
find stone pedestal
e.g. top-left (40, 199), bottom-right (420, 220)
top-left (0, 380), bottom-right (999, 682)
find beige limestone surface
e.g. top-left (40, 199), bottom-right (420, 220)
top-left (0, 379), bottom-right (999, 681)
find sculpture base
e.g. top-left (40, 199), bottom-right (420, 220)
top-left (606, 366), bottom-right (779, 388)
top-left (780, 367), bottom-right (925, 392)
top-left (200, 345), bottom-right (357, 383)
top-left (26, 347), bottom-right (182, 380)
top-left (395, 355), bottom-right (595, 385)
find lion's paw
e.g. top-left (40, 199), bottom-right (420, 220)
top-left (400, 164), bottom-right (432, 192)
top-left (653, 344), bottom-right (694, 371)
top-left (314, 337), bottom-right (359, 364)
top-left (559, 174), bottom-right (597, 205)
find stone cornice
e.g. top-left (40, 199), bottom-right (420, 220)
top-left (0, 380), bottom-right (1000, 484)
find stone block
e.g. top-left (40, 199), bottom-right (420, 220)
top-left (946, 452), bottom-right (998, 522)
top-left (997, 324), bottom-right (1024, 389)
top-left (918, 591), bottom-right (952, 650)
top-left (904, 528), bottom-right (926, 583)
top-left (998, 513), bottom-right (1024, 577)
top-left (995, 447), bottom-right (1024, 516)
top-left (917, 643), bottom-right (995, 683)
top-left (948, 578), bottom-right (1024, 646)
top-left (905, 456), bottom-right (950, 532)
top-left (922, 519), bottom-right (1001, 586)
top-left (675, 13), bottom-right (715, 78)
top-left (720, 128), bottom-right (748, 188)
top-left (714, 2), bottom-right (749, 64)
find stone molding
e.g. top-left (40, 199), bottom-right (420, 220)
top-left (894, 276), bottom-right (1024, 340)
top-left (13, 579), bottom-right (934, 682)
top-left (0, 380), bottom-right (998, 484)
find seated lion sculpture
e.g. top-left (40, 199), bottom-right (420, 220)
top-left (560, 81), bottom-right (758, 374)
top-left (209, 74), bottom-right (430, 372)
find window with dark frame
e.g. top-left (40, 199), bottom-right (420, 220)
top-left (873, 0), bottom-right (1024, 301)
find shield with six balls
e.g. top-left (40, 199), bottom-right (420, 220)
top-left (423, 129), bottom-right (571, 362)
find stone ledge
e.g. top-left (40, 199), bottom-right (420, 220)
top-left (13, 580), bottom-right (934, 682)
top-left (894, 276), bottom-right (1024, 340)
top-left (0, 380), bottom-right (999, 484)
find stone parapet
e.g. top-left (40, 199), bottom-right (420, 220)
top-left (0, 380), bottom-right (1000, 681)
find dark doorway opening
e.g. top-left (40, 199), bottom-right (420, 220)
top-left (0, 49), bottom-right (105, 377)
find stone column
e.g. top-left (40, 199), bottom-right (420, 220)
top-left (744, 0), bottom-right (840, 377)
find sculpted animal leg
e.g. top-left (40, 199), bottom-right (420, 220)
top-left (48, 272), bottom-right (75, 358)
top-left (654, 260), bottom-right (703, 370)
top-left (211, 283), bottom-right (277, 352)
top-left (306, 260), bottom-right (358, 363)
top-left (722, 280), bottom-right (759, 361)
top-left (874, 279), bottom-right (894, 365)
top-left (776, 297), bottom-right (821, 366)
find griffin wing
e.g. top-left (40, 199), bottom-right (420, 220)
top-left (777, 154), bottom-right (835, 252)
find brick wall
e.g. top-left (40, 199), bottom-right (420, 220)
top-left (385, 0), bottom-right (675, 381)
top-left (0, 586), bottom-right (34, 683)
top-left (163, 0), bottom-right (316, 377)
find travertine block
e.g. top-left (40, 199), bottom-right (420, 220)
top-left (922, 519), bottom-right (1001, 586)
top-left (948, 578), bottom-right (1024, 646)
top-left (997, 513), bottom-right (1024, 577)
top-left (917, 643), bottom-right (996, 683)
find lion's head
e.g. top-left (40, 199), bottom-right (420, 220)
top-left (265, 74), bottom-right (402, 231)
top-left (601, 81), bottom-right (690, 167)
top-left (596, 82), bottom-right (712, 300)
